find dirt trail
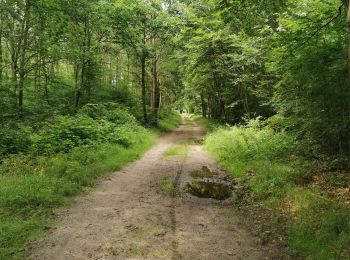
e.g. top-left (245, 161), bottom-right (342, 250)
top-left (30, 120), bottom-right (267, 260)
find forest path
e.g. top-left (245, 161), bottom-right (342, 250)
top-left (30, 118), bottom-right (266, 260)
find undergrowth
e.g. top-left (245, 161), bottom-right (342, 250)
top-left (0, 103), bottom-right (157, 259)
top-left (157, 111), bottom-right (181, 132)
top-left (205, 121), bottom-right (350, 260)
top-left (190, 115), bottom-right (221, 132)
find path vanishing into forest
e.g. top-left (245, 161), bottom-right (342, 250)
top-left (29, 119), bottom-right (270, 260)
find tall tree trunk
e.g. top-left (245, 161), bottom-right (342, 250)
top-left (141, 51), bottom-right (147, 123)
top-left (74, 64), bottom-right (81, 109)
top-left (11, 52), bottom-right (18, 107)
top-left (0, 11), bottom-right (3, 81)
top-left (75, 16), bottom-right (92, 109)
top-left (343, 0), bottom-right (349, 78)
top-left (141, 22), bottom-right (148, 123)
top-left (210, 55), bottom-right (226, 119)
top-left (151, 55), bottom-right (159, 121)
top-left (158, 89), bottom-right (162, 112)
top-left (200, 92), bottom-right (207, 118)
top-left (44, 73), bottom-right (50, 105)
top-left (345, 0), bottom-right (350, 152)
top-left (18, 0), bottom-right (31, 117)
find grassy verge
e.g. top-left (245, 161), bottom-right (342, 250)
top-left (190, 115), bottom-right (221, 133)
top-left (0, 133), bottom-right (156, 259)
top-left (158, 111), bottom-right (181, 132)
top-left (205, 126), bottom-right (350, 259)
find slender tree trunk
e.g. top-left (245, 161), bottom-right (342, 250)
top-left (158, 90), bottom-right (162, 112)
top-left (34, 56), bottom-right (41, 93)
top-left (141, 51), bottom-right (147, 122)
top-left (127, 52), bottom-right (130, 82)
top-left (11, 53), bottom-right (18, 106)
top-left (74, 64), bottom-right (81, 109)
top-left (0, 11), bottom-right (3, 81)
top-left (151, 55), bottom-right (159, 121)
top-left (9, 18), bottom-right (19, 107)
top-left (200, 92), bottom-right (207, 118)
top-left (75, 16), bottom-right (92, 109)
top-left (345, 0), bottom-right (350, 152)
top-left (18, 0), bottom-right (31, 117)
top-left (239, 66), bottom-right (250, 119)
top-left (345, 1), bottom-right (350, 87)
top-left (44, 73), bottom-right (50, 105)
top-left (79, 61), bottom-right (86, 105)
top-left (140, 22), bottom-right (148, 123)
top-left (210, 56), bottom-right (226, 119)
top-left (218, 81), bottom-right (226, 120)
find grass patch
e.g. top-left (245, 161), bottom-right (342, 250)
top-left (205, 125), bottom-right (350, 259)
top-left (163, 144), bottom-right (189, 159)
top-left (159, 178), bottom-right (175, 194)
top-left (0, 132), bottom-right (156, 259)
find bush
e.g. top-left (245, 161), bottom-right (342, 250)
top-left (30, 114), bottom-right (146, 156)
top-left (0, 124), bottom-right (31, 158)
top-left (79, 103), bottom-right (138, 125)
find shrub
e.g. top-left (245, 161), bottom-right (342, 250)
top-left (0, 124), bottom-right (31, 158)
top-left (30, 115), bottom-right (145, 156)
top-left (79, 103), bottom-right (138, 125)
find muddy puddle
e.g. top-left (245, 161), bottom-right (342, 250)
top-left (182, 166), bottom-right (234, 202)
top-left (185, 180), bottom-right (232, 200)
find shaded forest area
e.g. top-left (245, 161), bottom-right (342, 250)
top-left (0, 0), bottom-right (350, 259)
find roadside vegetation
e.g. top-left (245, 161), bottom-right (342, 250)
top-left (0, 103), bottom-right (163, 259)
top-left (191, 115), bottom-right (221, 133)
top-left (0, 103), bottom-right (181, 259)
top-left (158, 111), bottom-right (182, 132)
top-left (206, 118), bottom-right (350, 259)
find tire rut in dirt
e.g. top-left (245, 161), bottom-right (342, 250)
top-left (170, 159), bottom-right (186, 259)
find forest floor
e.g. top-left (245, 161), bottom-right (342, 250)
top-left (28, 118), bottom-right (275, 260)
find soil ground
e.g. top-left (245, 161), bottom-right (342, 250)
top-left (29, 119), bottom-right (271, 260)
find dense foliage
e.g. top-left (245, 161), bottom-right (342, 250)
top-left (1, 0), bottom-right (348, 157)
top-left (177, 0), bottom-right (350, 157)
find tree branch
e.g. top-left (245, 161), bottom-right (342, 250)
top-left (294, 4), bottom-right (344, 50)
